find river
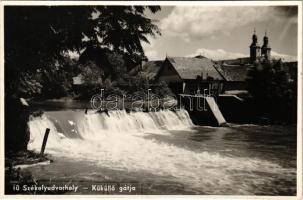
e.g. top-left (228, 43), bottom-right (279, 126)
top-left (26, 109), bottom-right (296, 195)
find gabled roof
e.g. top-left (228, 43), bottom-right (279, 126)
top-left (141, 60), bottom-right (164, 80)
top-left (129, 60), bottom-right (163, 80)
top-left (214, 64), bottom-right (249, 82)
top-left (166, 57), bottom-right (224, 80)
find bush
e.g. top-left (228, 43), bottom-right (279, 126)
top-left (247, 60), bottom-right (297, 123)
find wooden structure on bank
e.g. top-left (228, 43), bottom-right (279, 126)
top-left (179, 94), bottom-right (226, 126)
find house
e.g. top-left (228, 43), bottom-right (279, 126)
top-left (214, 64), bottom-right (250, 92)
top-left (129, 60), bottom-right (164, 81)
top-left (156, 57), bottom-right (224, 96)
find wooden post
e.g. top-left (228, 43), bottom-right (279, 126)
top-left (40, 128), bottom-right (50, 156)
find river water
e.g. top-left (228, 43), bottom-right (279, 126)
top-left (27, 109), bottom-right (296, 195)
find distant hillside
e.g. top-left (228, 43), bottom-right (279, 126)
top-left (188, 48), bottom-right (297, 62)
top-left (271, 51), bottom-right (297, 62)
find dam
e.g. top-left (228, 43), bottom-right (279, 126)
top-left (26, 109), bottom-right (296, 195)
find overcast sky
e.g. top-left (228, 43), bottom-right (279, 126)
top-left (143, 6), bottom-right (298, 61)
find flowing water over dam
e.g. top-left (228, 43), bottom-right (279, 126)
top-left (27, 109), bottom-right (296, 195)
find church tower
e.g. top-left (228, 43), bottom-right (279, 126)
top-left (250, 28), bottom-right (261, 63)
top-left (261, 31), bottom-right (271, 61)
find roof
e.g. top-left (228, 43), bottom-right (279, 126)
top-left (215, 64), bottom-right (249, 82)
top-left (216, 57), bottom-right (250, 65)
top-left (141, 60), bottom-right (164, 80)
top-left (129, 60), bottom-right (163, 80)
top-left (166, 57), bottom-right (224, 80)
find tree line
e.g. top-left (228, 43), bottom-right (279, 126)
top-left (5, 6), bottom-right (162, 99)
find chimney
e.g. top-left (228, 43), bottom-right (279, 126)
top-left (141, 57), bottom-right (148, 70)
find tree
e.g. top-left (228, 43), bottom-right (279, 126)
top-left (246, 60), bottom-right (297, 123)
top-left (5, 6), bottom-right (161, 97)
top-left (4, 6), bottom-right (161, 152)
top-left (5, 6), bottom-right (92, 97)
top-left (85, 6), bottom-right (161, 63)
top-left (79, 61), bottom-right (104, 86)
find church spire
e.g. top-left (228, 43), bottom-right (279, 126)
top-left (250, 28), bottom-right (261, 63)
top-left (261, 30), bottom-right (271, 61)
top-left (263, 30), bottom-right (269, 46)
top-left (252, 28), bottom-right (258, 44)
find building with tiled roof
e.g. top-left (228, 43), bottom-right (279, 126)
top-left (214, 64), bottom-right (249, 82)
top-left (156, 57), bottom-right (224, 95)
top-left (129, 60), bottom-right (163, 81)
top-left (214, 64), bottom-right (249, 91)
top-left (164, 57), bottom-right (224, 81)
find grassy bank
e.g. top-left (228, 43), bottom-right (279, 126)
top-left (5, 150), bottom-right (55, 194)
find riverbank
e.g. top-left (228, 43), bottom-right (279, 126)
top-left (5, 150), bottom-right (50, 168)
top-left (5, 150), bottom-right (54, 194)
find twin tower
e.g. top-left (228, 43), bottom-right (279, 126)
top-left (250, 29), bottom-right (271, 63)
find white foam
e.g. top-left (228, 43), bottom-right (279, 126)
top-left (28, 110), bottom-right (294, 194)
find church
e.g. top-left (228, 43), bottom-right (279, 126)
top-left (218, 29), bottom-right (273, 65)
top-left (250, 29), bottom-right (271, 63)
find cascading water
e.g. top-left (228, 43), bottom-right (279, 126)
top-left (28, 109), bottom-right (296, 194)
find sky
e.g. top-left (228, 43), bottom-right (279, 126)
top-left (142, 6), bottom-right (298, 61)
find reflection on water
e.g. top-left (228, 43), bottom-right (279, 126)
top-left (27, 110), bottom-right (296, 195)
